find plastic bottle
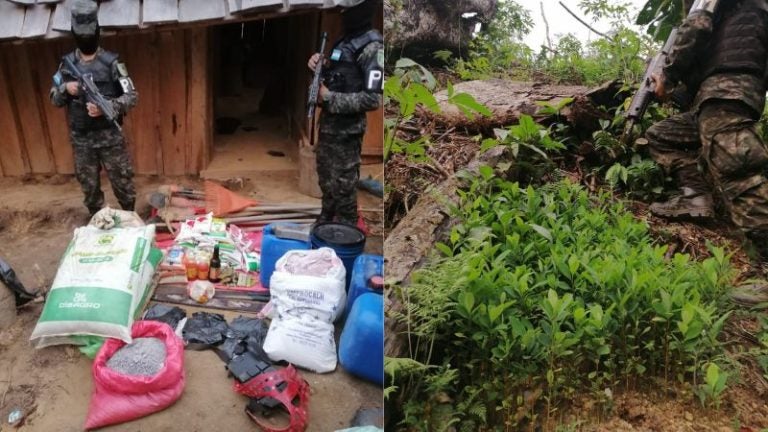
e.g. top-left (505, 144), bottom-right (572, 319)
top-left (184, 251), bottom-right (198, 281)
top-left (197, 255), bottom-right (210, 280)
top-left (209, 245), bottom-right (222, 283)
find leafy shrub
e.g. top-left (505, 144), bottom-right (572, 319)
top-left (389, 179), bottom-right (736, 430)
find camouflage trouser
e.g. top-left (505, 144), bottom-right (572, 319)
top-left (316, 132), bottom-right (363, 225)
top-left (71, 128), bottom-right (136, 214)
top-left (647, 100), bottom-right (768, 232)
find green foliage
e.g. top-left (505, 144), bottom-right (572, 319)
top-left (696, 362), bottom-right (729, 409)
top-left (453, 0), bottom-right (653, 86)
top-left (637, 0), bottom-right (692, 41)
top-left (384, 58), bottom-right (490, 161)
top-left (486, 115), bottom-right (565, 155)
top-left (453, 1), bottom-right (534, 80)
top-left (605, 154), bottom-right (664, 200)
top-left (390, 179), bottom-right (736, 429)
top-left (539, 27), bottom-right (650, 86)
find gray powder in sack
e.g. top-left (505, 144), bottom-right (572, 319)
top-left (106, 337), bottom-right (167, 376)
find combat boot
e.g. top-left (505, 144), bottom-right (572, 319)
top-left (649, 187), bottom-right (714, 219)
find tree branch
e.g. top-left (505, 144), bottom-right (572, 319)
top-left (540, 1), bottom-right (553, 56)
top-left (558, 1), bottom-right (612, 40)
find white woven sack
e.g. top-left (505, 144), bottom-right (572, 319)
top-left (263, 313), bottom-right (337, 373)
top-left (269, 248), bottom-right (346, 323)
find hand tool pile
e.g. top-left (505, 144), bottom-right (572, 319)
top-left (149, 181), bottom-right (320, 234)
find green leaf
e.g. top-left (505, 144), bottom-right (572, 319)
top-left (480, 138), bottom-right (499, 152)
top-left (530, 224), bottom-right (553, 242)
top-left (706, 362), bottom-right (720, 387)
top-left (478, 165), bottom-right (494, 181)
top-left (395, 58), bottom-right (419, 68)
top-left (435, 242), bottom-right (453, 257)
top-left (410, 82), bottom-right (440, 114)
top-left (489, 302), bottom-right (514, 324)
top-left (460, 291), bottom-right (475, 313)
top-left (384, 356), bottom-right (428, 379)
top-left (448, 92), bottom-right (492, 120)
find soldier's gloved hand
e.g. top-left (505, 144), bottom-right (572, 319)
top-left (66, 82), bottom-right (79, 96)
top-left (86, 102), bottom-right (103, 118)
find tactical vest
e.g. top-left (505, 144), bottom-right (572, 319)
top-left (63, 50), bottom-right (122, 131)
top-left (702, 0), bottom-right (768, 80)
top-left (323, 29), bottom-right (383, 93)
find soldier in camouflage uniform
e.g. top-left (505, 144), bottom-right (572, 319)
top-left (646, 0), bottom-right (768, 303)
top-left (308, 0), bottom-right (383, 227)
top-left (50, 0), bottom-right (138, 217)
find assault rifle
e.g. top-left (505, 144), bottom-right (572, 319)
top-left (307, 32), bottom-right (328, 147)
top-left (307, 32), bottom-right (329, 121)
top-left (622, 0), bottom-right (720, 143)
top-left (63, 56), bottom-right (122, 132)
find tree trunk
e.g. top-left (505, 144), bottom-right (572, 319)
top-left (384, 145), bottom-right (509, 359)
top-left (385, 0), bottom-right (498, 64)
top-left (430, 79), bottom-right (625, 134)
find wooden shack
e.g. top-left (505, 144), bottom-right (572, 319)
top-left (0, 0), bottom-right (383, 180)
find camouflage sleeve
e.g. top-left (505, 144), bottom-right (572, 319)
top-left (50, 62), bottom-right (70, 107)
top-left (662, 11), bottom-right (714, 85)
top-left (322, 41), bottom-right (383, 114)
top-left (110, 60), bottom-right (138, 116)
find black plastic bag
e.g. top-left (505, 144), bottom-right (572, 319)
top-left (143, 304), bottom-right (187, 330)
top-left (215, 316), bottom-right (269, 363)
top-left (0, 258), bottom-right (38, 307)
top-left (182, 312), bottom-right (228, 350)
top-left (215, 337), bottom-right (247, 364)
top-left (227, 351), bottom-right (274, 383)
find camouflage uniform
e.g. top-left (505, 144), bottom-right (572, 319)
top-left (50, 49), bottom-right (138, 215)
top-left (49, 1), bottom-right (138, 216)
top-left (646, 0), bottom-right (768, 238)
top-left (316, 31), bottom-right (383, 226)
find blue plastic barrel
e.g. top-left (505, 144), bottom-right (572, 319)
top-left (260, 223), bottom-right (311, 288)
top-left (310, 222), bottom-right (366, 291)
top-left (339, 292), bottom-right (383, 385)
top-left (346, 254), bottom-right (384, 318)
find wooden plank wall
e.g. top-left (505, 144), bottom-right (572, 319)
top-left (286, 11), bottom-right (319, 143)
top-left (0, 27), bottom-right (212, 177)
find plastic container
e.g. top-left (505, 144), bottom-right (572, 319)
top-left (346, 254), bottom-right (384, 318)
top-left (260, 223), bottom-right (311, 289)
top-left (183, 252), bottom-right (197, 281)
top-left (197, 257), bottom-right (210, 280)
top-left (338, 292), bottom-right (383, 385)
top-left (310, 222), bottom-right (366, 291)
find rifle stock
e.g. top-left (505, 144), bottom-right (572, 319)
top-left (63, 56), bottom-right (122, 132)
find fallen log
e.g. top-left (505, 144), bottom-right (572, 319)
top-left (384, 145), bottom-right (510, 359)
top-left (429, 79), bottom-right (625, 134)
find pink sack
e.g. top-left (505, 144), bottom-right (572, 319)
top-left (85, 320), bottom-right (185, 430)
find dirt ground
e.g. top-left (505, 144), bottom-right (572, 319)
top-left (0, 172), bottom-right (383, 431)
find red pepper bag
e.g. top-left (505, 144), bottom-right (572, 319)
top-left (85, 320), bottom-right (185, 430)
